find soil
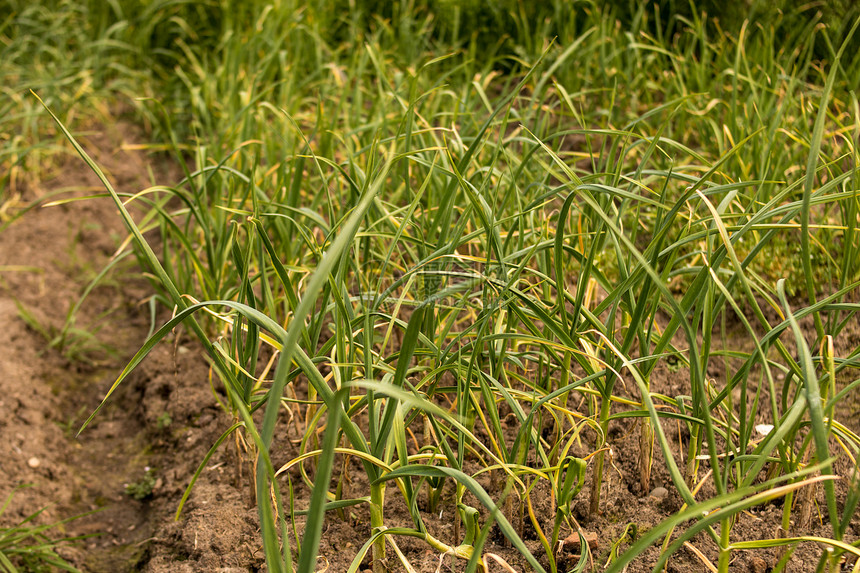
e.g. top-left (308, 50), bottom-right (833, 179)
top-left (0, 123), bottom-right (858, 572)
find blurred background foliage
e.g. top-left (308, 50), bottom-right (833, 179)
top-left (5, 0), bottom-right (858, 110)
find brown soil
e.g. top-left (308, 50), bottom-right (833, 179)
top-left (0, 123), bottom-right (857, 572)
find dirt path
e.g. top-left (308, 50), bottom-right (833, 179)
top-left (1, 122), bottom-right (158, 567)
top-left (0, 123), bottom-right (261, 571)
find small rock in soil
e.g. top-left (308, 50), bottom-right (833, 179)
top-left (560, 531), bottom-right (599, 553)
top-left (27, 456), bottom-right (40, 468)
top-left (650, 486), bottom-right (669, 499)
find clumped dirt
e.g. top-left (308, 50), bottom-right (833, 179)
top-left (0, 123), bottom-right (858, 572)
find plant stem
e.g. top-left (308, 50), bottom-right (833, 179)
top-left (717, 518), bottom-right (731, 573)
top-left (370, 481), bottom-right (386, 573)
top-left (639, 415), bottom-right (654, 494)
top-left (589, 397), bottom-right (612, 514)
top-left (685, 425), bottom-right (701, 488)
